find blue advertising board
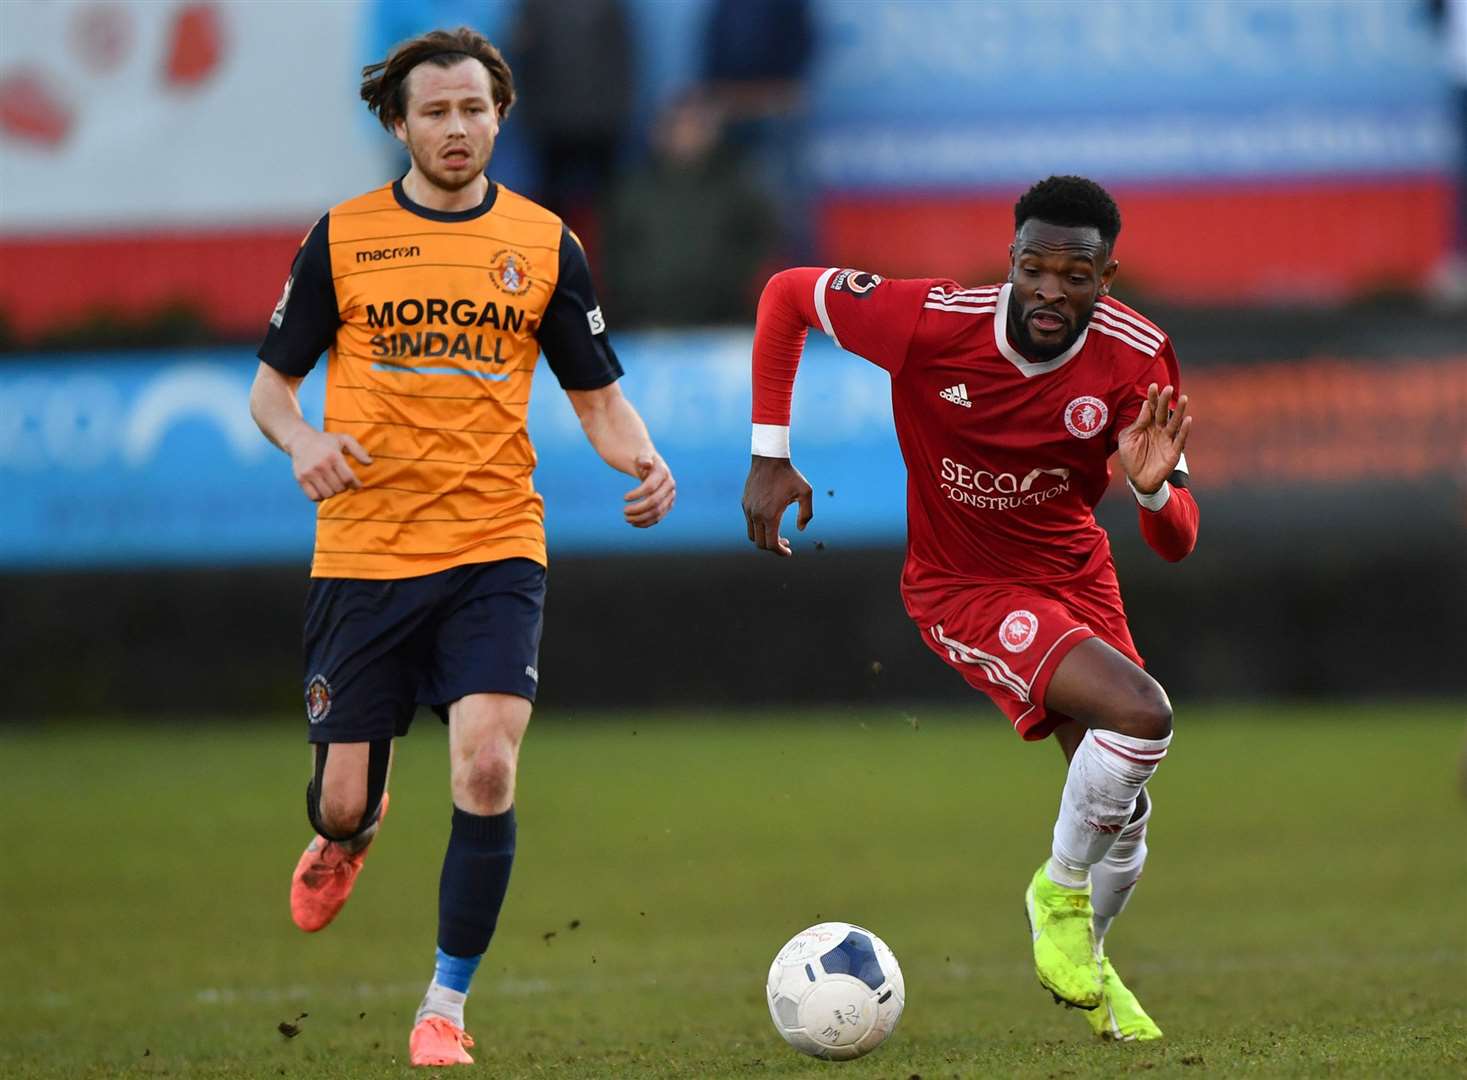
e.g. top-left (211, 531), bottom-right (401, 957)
top-left (366, 0), bottom-right (1453, 194)
top-left (807, 0), bottom-right (1452, 189)
top-left (0, 334), bottom-right (907, 570)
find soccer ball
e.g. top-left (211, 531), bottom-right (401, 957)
top-left (765, 921), bottom-right (905, 1060)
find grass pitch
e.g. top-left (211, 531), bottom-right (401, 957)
top-left (3, 702), bottom-right (1465, 1078)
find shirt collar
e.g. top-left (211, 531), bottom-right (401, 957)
top-left (993, 282), bottom-right (1089, 377)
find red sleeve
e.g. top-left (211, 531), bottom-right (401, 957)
top-left (1137, 484), bottom-right (1199, 562)
top-left (1110, 335), bottom-right (1197, 561)
top-left (1114, 338), bottom-right (1182, 433)
top-left (752, 267), bottom-right (948, 426)
top-left (751, 268), bottom-right (821, 426)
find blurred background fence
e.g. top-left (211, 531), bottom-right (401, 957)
top-left (2, 0), bottom-right (1464, 717)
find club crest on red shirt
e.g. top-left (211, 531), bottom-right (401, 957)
top-left (999, 609), bottom-right (1039, 653)
top-left (1064, 395), bottom-right (1108, 439)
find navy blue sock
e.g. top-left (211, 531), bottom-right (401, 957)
top-left (437, 805), bottom-right (517, 974)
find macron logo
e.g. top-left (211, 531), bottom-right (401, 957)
top-left (939, 383), bottom-right (972, 408)
top-left (355, 245), bottom-right (421, 263)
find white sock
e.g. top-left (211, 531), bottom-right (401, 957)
top-left (1048, 729), bottom-right (1169, 887)
top-left (415, 980), bottom-right (467, 1028)
top-left (1091, 790), bottom-right (1152, 945)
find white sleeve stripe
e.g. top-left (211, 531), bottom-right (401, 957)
top-left (1088, 320), bottom-right (1159, 357)
top-left (923, 302), bottom-right (997, 315)
top-left (928, 286), bottom-right (1000, 300)
top-left (1097, 301), bottom-right (1165, 345)
top-left (813, 267), bottom-right (840, 348)
top-left (1175, 452), bottom-right (1189, 476)
top-left (1091, 310), bottom-right (1161, 354)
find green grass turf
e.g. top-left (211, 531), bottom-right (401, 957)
top-left (2, 702), bottom-right (1464, 1078)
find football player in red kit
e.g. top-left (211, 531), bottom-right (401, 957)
top-left (742, 176), bottom-right (1197, 1041)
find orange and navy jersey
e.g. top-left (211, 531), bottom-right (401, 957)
top-left (258, 179), bottom-right (621, 579)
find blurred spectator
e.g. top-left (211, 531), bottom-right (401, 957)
top-left (510, 0), bottom-right (634, 255)
top-left (700, 0), bottom-right (817, 260)
top-left (1429, 0), bottom-right (1467, 305)
top-left (701, 0), bottom-right (814, 109)
top-left (602, 92), bottom-right (780, 327)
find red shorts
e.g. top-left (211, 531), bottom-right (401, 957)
top-left (916, 569), bottom-right (1142, 741)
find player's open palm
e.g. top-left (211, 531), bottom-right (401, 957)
top-left (291, 430), bottom-right (372, 502)
top-left (743, 456), bottom-right (814, 557)
top-left (1118, 382), bottom-right (1190, 495)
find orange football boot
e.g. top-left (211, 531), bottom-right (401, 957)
top-left (289, 792), bottom-right (389, 932)
top-left (410, 1015), bottom-right (475, 1066)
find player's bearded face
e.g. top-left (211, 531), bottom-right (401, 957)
top-left (396, 60), bottom-right (499, 193)
top-left (1006, 222), bottom-right (1119, 361)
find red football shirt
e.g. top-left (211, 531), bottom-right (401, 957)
top-left (763, 270), bottom-right (1181, 626)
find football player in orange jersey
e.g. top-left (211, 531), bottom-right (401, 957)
top-left (249, 28), bottom-right (674, 1068)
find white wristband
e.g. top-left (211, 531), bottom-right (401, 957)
top-left (1127, 479), bottom-right (1171, 511)
top-left (752, 423), bottom-right (791, 458)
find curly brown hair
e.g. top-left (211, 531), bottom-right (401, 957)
top-left (360, 27), bottom-right (516, 132)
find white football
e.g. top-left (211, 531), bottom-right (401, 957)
top-left (765, 921), bottom-right (905, 1060)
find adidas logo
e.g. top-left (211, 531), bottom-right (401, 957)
top-left (939, 383), bottom-right (972, 408)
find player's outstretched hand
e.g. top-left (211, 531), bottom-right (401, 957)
top-left (290, 431), bottom-right (372, 502)
top-left (1118, 382), bottom-right (1191, 495)
top-left (743, 455), bottom-right (813, 557)
top-left (624, 452), bottom-right (675, 527)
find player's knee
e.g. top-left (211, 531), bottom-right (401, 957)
top-left (315, 789), bottom-right (370, 838)
top-left (459, 743), bottom-right (517, 813)
top-left (1093, 671), bottom-right (1172, 742)
top-left (1121, 681), bottom-right (1173, 741)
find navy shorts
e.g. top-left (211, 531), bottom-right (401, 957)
top-left (301, 558), bottom-right (545, 743)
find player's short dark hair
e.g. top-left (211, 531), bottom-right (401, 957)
top-left (1013, 175), bottom-right (1122, 247)
top-left (360, 27), bottom-right (516, 131)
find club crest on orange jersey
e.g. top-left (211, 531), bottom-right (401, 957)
top-left (306, 674), bottom-right (332, 723)
top-left (999, 610), bottom-right (1039, 653)
top-left (489, 249), bottom-right (532, 295)
top-left (1064, 395), bottom-right (1108, 439)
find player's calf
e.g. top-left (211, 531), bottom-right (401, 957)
top-left (1050, 728), bottom-right (1169, 888)
top-left (307, 740), bottom-right (392, 847)
top-left (408, 695), bottom-right (528, 1054)
top-left (1091, 790), bottom-right (1151, 944)
top-left (1044, 646), bottom-right (1171, 885)
top-left (291, 740), bottom-right (392, 933)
